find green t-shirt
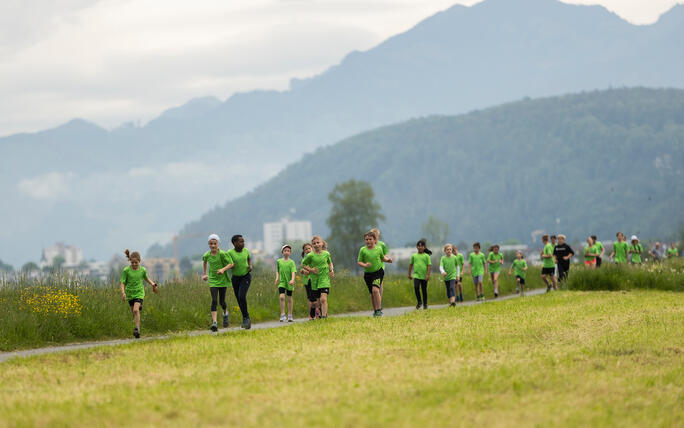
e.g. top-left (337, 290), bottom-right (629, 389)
top-left (358, 245), bottom-right (385, 273)
top-left (584, 245), bottom-right (598, 262)
top-left (228, 248), bottom-right (250, 276)
top-left (487, 252), bottom-right (503, 273)
top-left (410, 252), bottom-right (431, 280)
top-left (120, 266), bottom-right (148, 300)
top-left (276, 258), bottom-right (297, 291)
top-left (511, 259), bottom-right (527, 278)
top-left (613, 241), bottom-right (629, 263)
top-left (468, 252), bottom-right (486, 277)
top-left (667, 247), bottom-right (678, 258)
top-left (440, 255), bottom-right (458, 281)
top-left (378, 240), bottom-right (389, 269)
top-left (594, 241), bottom-right (604, 255)
top-left (202, 250), bottom-right (233, 287)
top-left (542, 243), bottom-right (555, 268)
top-left (629, 244), bottom-right (643, 263)
top-left (454, 253), bottom-right (464, 277)
top-left (303, 250), bottom-right (332, 289)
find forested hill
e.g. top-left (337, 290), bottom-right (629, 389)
top-left (166, 88), bottom-right (684, 256)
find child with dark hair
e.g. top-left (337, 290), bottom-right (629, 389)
top-left (408, 239), bottom-right (432, 310)
top-left (591, 235), bottom-right (605, 267)
top-left (610, 232), bottom-right (629, 264)
top-left (509, 251), bottom-right (528, 295)
top-left (487, 244), bottom-right (503, 298)
top-left (468, 242), bottom-right (486, 301)
top-left (120, 249), bottom-right (158, 338)
top-left (452, 246), bottom-right (465, 302)
top-left (275, 245), bottom-right (296, 322)
top-left (540, 235), bottom-right (557, 292)
top-left (228, 235), bottom-right (252, 329)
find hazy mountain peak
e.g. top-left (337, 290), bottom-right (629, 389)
top-left (158, 96), bottom-right (222, 120)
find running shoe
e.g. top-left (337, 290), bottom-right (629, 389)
top-left (245, 317), bottom-right (251, 329)
top-left (494, 292), bottom-right (498, 298)
top-left (415, 304), bottom-right (421, 310)
top-left (287, 316), bottom-right (294, 322)
top-left (515, 288), bottom-right (520, 294)
top-left (423, 304), bottom-right (428, 310)
top-left (223, 313), bottom-right (229, 328)
top-left (373, 310), bottom-right (380, 317)
top-left (377, 310), bottom-right (383, 317)
top-left (210, 322), bottom-right (218, 332)
top-left (546, 286), bottom-right (551, 293)
top-left (133, 327), bottom-right (140, 338)
top-left (279, 314), bottom-right (286, 322)
top-left (449, 302), bottom-right (456, 307)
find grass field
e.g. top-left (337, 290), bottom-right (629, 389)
top-left (0, 269), bottom-right (545, 351)
top-left (0, 290), bottom-right (682, 427)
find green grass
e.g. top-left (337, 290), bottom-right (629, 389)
top-left (565, 258), bottom-right (684, 291)
top-left (0, 290), bottom-right (681, 427)
top-left (0, 269), bottom-right (545, 351)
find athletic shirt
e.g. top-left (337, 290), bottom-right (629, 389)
top-left (358, 245), bottom-right (385, 273)
top-left (584, 245), bottom-right (598, 261)
top-left (594, 241), bottom-right (604, 256)
top-left (454, 253), bottom-right (465, 277)
top-left (667, 247), bottom-right (678, 258)
top-left (629, 243), bottom-right (643, 263)
top-left (276, 258), bottom-right (297, 291)
top-left (377, 240), bottom-right (389, 269)
top-left (228, 248), bottom-right (250, 276)
top-left (553, 244), bottom-right (574, 269)
top-left (202, 250), bottom-right (233, 287)
top-left (120, 266), bottom-right (148, 300)
top-left (302, 250), bottom-right (332, 278)
top-left (613, 241), bottom-right (629, 263)
top-left (511, 259), bottom-right (527, 278)
top-left (410, 252), bottom-right (431, 280)
top-left (487, 252), bottom-right (503, 273)
top-left (468, 252), bottom-right (486, 276)
top-left (542, 243), bottom-right (555, 269)
top-left (439, 255), bottom-right (459, 280)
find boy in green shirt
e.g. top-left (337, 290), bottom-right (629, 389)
top-left (275, 245), bottom-right (297, 322)
top-left (667, 242), bottom-right (679, 259)
top-left (591, 235), bottom-right (605, 267)
top-left (409, 239), bottom-right (432, 309)
top-left (610, 232), bottom-right (629, 264)
top-left (541, 235), bottom-right (557, 292)
top-left (487, 244), bottom-right (504, 298)
top-left (229, 235), bottom-right (253, 329)
top-left (509, 250), bottom-right (528, 295)
top-left (358, 231), bottom-right (392, 317)
top-left (468, 242), bottom-right (487, 301)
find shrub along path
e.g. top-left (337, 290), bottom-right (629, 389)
top-left (0, 288), bottom-right (545, 363)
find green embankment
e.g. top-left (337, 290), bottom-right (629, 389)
top-left (0, 291), bottom-right (681, 427)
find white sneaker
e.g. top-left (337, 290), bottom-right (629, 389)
top-left (279, 314), bottom-right (286, 322)
top-left (287, 316), bottom-right (294, 322)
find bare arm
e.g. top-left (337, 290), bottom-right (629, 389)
top-left (202, 261), bottom-right (208, 281)
top-left (408, 263), bottom-right (413, 279)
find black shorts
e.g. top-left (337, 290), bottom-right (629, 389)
top-left (318, 287), bottom-right (330, 295)
top-left (515, 275), bottom-right (526, 285)
top-left (304, 280), bottom-right (316, 302)
top-left (278, 287), bottom-right (293, 296)
top-left (363, 269), bottom-right (384, 293)
top-left (541, 267), bottom-right (555, 276)
top-left (128, 298), bottom-right (143, 310)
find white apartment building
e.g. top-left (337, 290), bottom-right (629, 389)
top-left (263, 218), bottom-right (313, 255)
top-left (40, 242), bottom-right (83, 268)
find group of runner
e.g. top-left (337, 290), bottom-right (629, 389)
top-left (119, 229), bottom-right (679, 337)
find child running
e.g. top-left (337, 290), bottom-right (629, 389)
top-left (358, 231), bottom-right (392, 317)
top-left (275, 245), bottom-right (296, 322)
top-left (301, 243), bottom-right (318, 320)
top-left (439, 244), bottom-right (459, 307)
top-left (487, 244), bottom-right (503, 298)
top-left (509, 250), bottom-right (528, 295)
top-left (228, 235), bottom-right (253, 329)
top-left (540, 235), bottom-right (557, 292)
top-left (591, 235), bottom-right (605, 268)
top-left (370, 228), bottom-right (392, 303)
top-left (302, 236), bottom-right (334, 319)
top-left (120, 249), bottom-right (158, 338)
top-left (609, 232), bottom-right (629, 264)
top-left (408, 239), bottom-right (432, 309)
top-left (202, 234), bottom-right (234, 331)
top-left (452, 246), bottom-right (465, 302)
top-left (667, 242), bottom-right (679, 259)
top-left (583, 236), bottom-right (599, 269)
top-left (468, 242), bottom-right (487, 301)
top-left (628, 235), bottom-right (643, 264)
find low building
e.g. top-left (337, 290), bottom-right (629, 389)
top-left (143, 258), bottom-right (180, 283)
top-left (263, 218), bottom-right (312, 255)
top-left (40, 242), bottom-right (83, 269)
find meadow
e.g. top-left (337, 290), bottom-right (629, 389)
top-left (564, 258), bottom-right (684, 291)
top-left (0, 268), bottom-right (546, 351)
top-left (0, 290), bottom-right (681, 427)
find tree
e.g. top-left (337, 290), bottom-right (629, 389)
top-left (326, 179), bottom-right (385, 270)
top-left (21, 262), bottom-right (39, 273)
top-left (421, 216), bottom-right (450, 247)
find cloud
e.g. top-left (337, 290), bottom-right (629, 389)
top-left (17, 171), bottom-right (76, 200)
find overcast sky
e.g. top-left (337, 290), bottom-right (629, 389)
top-left (0, 0), bottom-right (681, 137)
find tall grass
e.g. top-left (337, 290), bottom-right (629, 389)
top-left (564, 258), bottom-right (684, 291)
top-left (0, 268), bottom-right (545, 351)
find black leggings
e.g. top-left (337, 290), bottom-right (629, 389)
top-left (232, 273), bottom-right (251, 318)
top-left (414, 278), bottom-right (428, 305)
top-left (210, 287), bottom-right (227, 312)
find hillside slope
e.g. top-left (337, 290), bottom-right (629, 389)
top-left (172, 88), bottom-right (684, 256)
